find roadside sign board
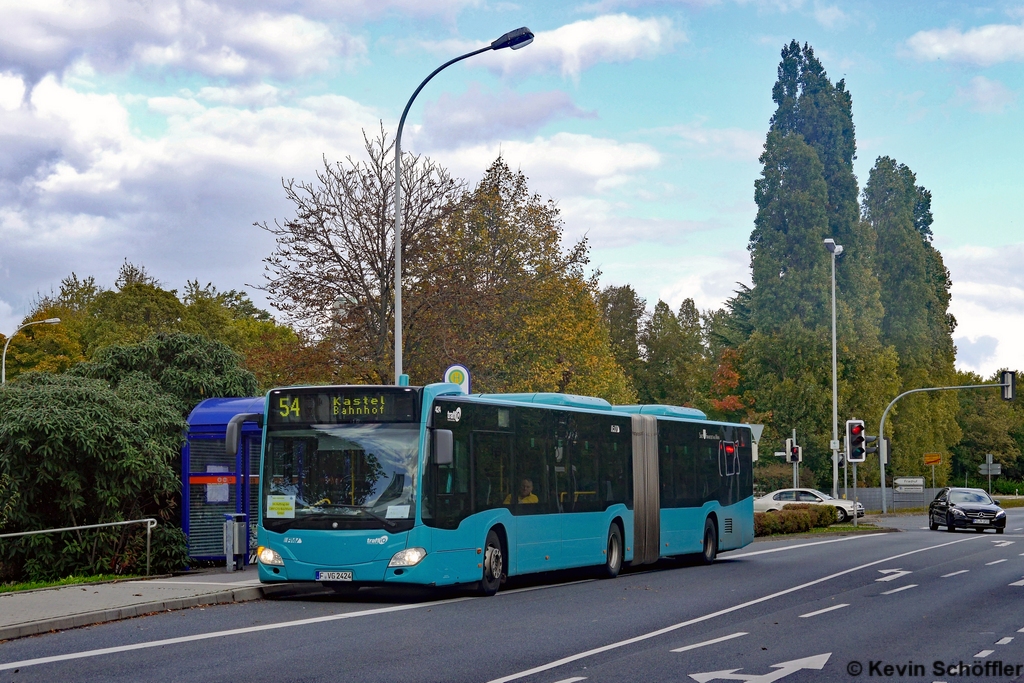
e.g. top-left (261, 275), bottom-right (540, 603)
top-left (979, 464), bottom-right (1002, 475)
top-left (923, 453), bottom-right (941, 466)
top-left (895, 485), bottom-right (924, 493)
top-left (895, 477), bottom-right (925, 486)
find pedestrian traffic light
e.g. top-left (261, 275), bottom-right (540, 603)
top-left (788, 441), bottom-right (802, 463)
top-left (1003, 370), bottom-right (1016, 401)
top-left (846, 419), bottom-right (866, 462)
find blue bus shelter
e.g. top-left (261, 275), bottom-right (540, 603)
top-left (183, 397), bottom-right (264, 562)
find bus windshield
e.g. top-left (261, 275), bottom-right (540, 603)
top-left (262, 422), bottom-right (419, 532)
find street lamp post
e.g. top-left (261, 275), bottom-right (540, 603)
top-left (393, 27), bottom-right (534, 385)
top-left (2, 318), bottom-right (61, 384)
top-left (824, 238), bottom-right (843, 498)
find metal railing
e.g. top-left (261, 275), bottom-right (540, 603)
top-left (0, 518), bottom-right (158, 576)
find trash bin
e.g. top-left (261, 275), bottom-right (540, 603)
top-left (223, 512), bottom-right (247, 572)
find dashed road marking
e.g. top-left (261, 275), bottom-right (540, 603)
top-left (552, 678), bottom-right (587, 683)
top-left (881, 584), bottom-right (918, 595)
top-left (1009, 578), bottom-right (1024, 586)
top-left (997, 637), bottom-right (1013, 645)
top-left (976, 650), bottom-right (995, 658)
top-left (987, 559), bottom-right (1008, 565)
top-left (942, 570), bottom-right (969, 577)
top-left (671, 632), bottom-right (748, 653)
top-left (799, 604), bottom-right (850, 618)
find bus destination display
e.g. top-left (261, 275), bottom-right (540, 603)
top-left (268, 388), bottom-right (418, 425)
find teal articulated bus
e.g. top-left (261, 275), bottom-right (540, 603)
top-left (226, 383), bottom-right (759, 595)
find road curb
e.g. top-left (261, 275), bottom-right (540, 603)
top-left (0, 586), bottom-right (264, 642)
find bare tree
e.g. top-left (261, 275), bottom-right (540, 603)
top-left (256, 127), bottom-right (463, 383)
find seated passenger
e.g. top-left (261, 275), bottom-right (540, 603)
top-left (504, 478), bottom-right (539, 504)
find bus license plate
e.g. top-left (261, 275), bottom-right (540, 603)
top-left (316, 571), bottom-right (353, 581)
top-left (974, 519), bottom-right (990, 525)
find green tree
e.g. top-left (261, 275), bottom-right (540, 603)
top-left (636, 299), bottom-right (707, 408)
top-left (598, 284), bottom-right (646, 392)
top-left (951, 370), bottom-right (1021, 485)
top-left (863, 157), bottom-right (960, 483)
top-left (0, 374), bottom-right (188, 580)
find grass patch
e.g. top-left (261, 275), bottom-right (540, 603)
top-left (0, 574), bottom-right (141, 595)
top-left (758, 522), bottom-right (880, 538)
top-left (996, 498), bottom-right (1024, 509)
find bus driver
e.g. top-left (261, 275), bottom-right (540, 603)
top-left (505, 478), bottom-right (539, 504)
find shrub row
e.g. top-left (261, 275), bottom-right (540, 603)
top-left (754, 503), bottom-right (838, 537)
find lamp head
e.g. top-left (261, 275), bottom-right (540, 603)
top-left (491, 27), bottom-right (534, 51)
top-left (823, 238), bottom-right (843, 255)
top-left (44, 318), bottom-right (61, 324)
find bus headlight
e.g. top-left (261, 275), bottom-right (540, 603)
top-left (258, 546), bottom-right (284, 566)
top-left (388, 547), bottom-right (427, 567)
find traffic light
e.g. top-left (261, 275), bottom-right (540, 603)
top-left (1003, 371), bottom-right (1016, 401)
top-left (846, 419), bottom-right (866, 462)
top-left (788, 441), bottom-right (802, 463)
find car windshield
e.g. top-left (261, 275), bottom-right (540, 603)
top-left (811, 490), bottom-right (834, 500)
top-left (949, 490), bottom-right (994, 505)
top-left (262, 423), bottom-right (420, 532)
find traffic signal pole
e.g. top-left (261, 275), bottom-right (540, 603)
top-left (792, 428), bottom-right (798, 488)
top-left (877, 372), bottom-right (1015, 514)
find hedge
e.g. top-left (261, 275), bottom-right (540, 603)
top-left (754, 503), bottom-right (838, 536)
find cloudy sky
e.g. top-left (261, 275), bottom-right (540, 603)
top-left (1, 0), bottom-right (1022, 377)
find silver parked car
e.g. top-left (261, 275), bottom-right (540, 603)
top-left (754, 488), bottom-right (864, 523)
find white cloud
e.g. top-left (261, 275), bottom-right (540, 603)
top-left (194, 84), bottom-right (281, 107)
top-left (812, 2), bottom-right (847, 29)
top-left (668, 120), bottom-right (763, 161)
top-left (0, 0), bottom-right (363, 81)
top-left (954, 76), bottom-right (1016, 114)
top-left (0, 298), bottom-right (19, 337)
top-left (906, 22), bottom-right (1024, 67)
top-left (435, 14), bottom-right (681, 80)
top-left (0, 72), bottom-right (26, 110)
top-left (945, 244), bottom-right (1024, 375)
top-left (416, 85), bottom-right (595, 149)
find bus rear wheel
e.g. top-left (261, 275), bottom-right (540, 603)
top-left (479, 529), bottom-right (504, 596)
top-left (601, 524), bottom-right (623, 579)
top-left (700, 517), bottom-right (718, 565)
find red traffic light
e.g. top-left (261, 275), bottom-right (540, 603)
top-left (725, 444), bottom-right (735, 455)
top-left (851, 423), bottom-right (864, 436)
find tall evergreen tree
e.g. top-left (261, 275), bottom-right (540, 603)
top-left (863, 157), bottom-right (960, 482)
top-left (598, 284), bottom-right (646, 392)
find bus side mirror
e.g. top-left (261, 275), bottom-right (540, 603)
top-left (433, 429), bottom-right (453, 466)
top-left (226, 413), bottom-right (263, 456)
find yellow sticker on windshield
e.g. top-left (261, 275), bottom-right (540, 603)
top-left (267, 495), bottom-right (296, 519)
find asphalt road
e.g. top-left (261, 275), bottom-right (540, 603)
top-left (5, 511), bottom-right (1024, 683)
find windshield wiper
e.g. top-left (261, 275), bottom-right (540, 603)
top-left (311, 504), bottom-right (398, 529)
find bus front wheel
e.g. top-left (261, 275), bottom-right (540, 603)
top-left (700, 517), bottom-right (718, 565)
top-left (479, 529), bottom-right (504, 596)
top-left (601, 524), bottom-right (623, 579)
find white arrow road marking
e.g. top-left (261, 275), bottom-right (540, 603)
top-left (672, 632), bottom-right (748, 653)
top-left (876, 568), bottom-right (912, 582)
top-left (799, 604), bottom-right (849, 618)
top-left (993, 541), bottom-right (1014, 547)
top-left (881, 584), bottom-right (917, 595)
top-left (688, 653), bottom-right (831, 683)
top-left (942, 570), bottom-right (969, 577)
top-left (1009, 578), bottom-right (1024, 587)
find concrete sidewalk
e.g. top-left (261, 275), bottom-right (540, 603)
top-left (0, 568), bottom-right (271, 641)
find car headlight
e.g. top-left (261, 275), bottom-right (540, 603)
top-left (258, 546), bottom-right (284, 566)
top-left (951, 508), bottom-right (966, 516)
top-left (388, 547), bottom-right (427, 567)
top-left (996, 510), bottom-right (1006, 517)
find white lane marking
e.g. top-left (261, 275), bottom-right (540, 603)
top-left (726, 534), bottom-right (880, 558)
top-left (552, 678), bottom-right (587, 683)
top-left (942, 570), bottom-right (969, 577)
top-left (881, 584), bottom-right (918, 595)
top-left (987, 559), bottom-right (1008, 565)
top-left (993, 541), bottom-right (1014, 547)
top-left (0, 597), bottom-right (473, 672)
top-left (499, 579), bottom-right (595, 596)
top-left (996, 637), bottom-right (1013, 645)
top-left (876, 569), bottom-right (912, 582)
top-left (1014, 528), bottom-right (1023, 531)
top-left (976, 650), bottom-right (995, 658)
top-left (689, 652), bottom-right (830, 682)
top-left (485, 535), bottom-right (982, 683)
top-left (799, 604), bottom-right (849, 618)
top-left (1009, 578), bottom-right (1024, 586)
top-left (671, 632), bottom-right (747, 653)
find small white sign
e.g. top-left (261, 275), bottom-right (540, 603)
top-left (266, 495), bottom-right (295, 519)
top-left (894, 477), bottom-right (925, 486)
top-left (895, 485), bottom-right (924, 493)
top-left (206, 465), bottom-right (229, 503)
top-left (443, 364), bottom-right (471, 394)
top-left (385, 505), bottom-right (410, 519)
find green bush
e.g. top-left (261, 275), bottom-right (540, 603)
top-left (0, 373), bottom-right (188, 581)
top-left (754, 503), bottom-right (838, 536)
